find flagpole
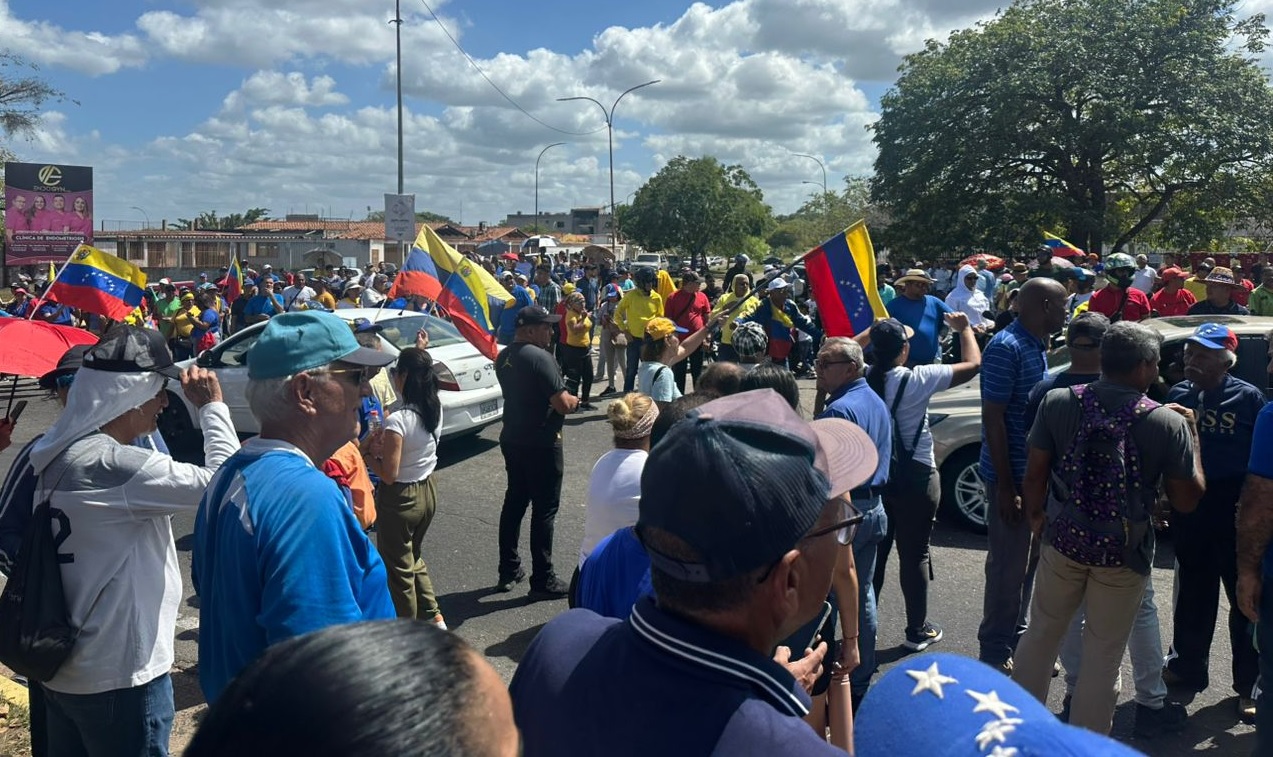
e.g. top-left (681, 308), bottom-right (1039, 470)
top-left (26, 246), bottom-right (81, 319)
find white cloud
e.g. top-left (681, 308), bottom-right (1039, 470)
top-left (0, 0), bottom-right (147, 76)
top-left (221, 72), bottom-right (349, 112)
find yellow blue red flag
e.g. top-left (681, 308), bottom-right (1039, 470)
top-left (47, 245), bottom-right (147, 321)
top-left (802, 220), bottom-right (890, 337)
top-left (1043, 231), bottom-right (1085, 258)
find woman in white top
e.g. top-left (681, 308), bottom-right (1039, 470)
top-left (945, 264), bottom-right (995, 329)
top-left (861, 313), bottom-right (982, 651)
top-left (572, 393), bottom-right (658, 603)
top-left (636, 315), bottom-right (722, 402)
top-left (367, 345), bottom-right (445, 627)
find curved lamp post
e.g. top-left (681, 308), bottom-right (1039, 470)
top-left (534, 142), bottom-right (566, 233)
top-left (792, 153), bottom-right (827, 195)
top-left (131, 206), bottom-right (151, 229)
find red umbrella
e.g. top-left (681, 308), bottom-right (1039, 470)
top-left (959, 254), bottom-right (1005, 271)
top-left (0, 319), bottom-right (98, 378)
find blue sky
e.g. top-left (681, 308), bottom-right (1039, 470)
top-left (1, 0), bottom-right (1023, 226)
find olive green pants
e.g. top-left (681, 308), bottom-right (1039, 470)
top-left (375, 477), bottom-right (440, 619)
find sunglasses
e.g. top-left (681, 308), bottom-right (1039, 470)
top-left (324, 366), bottom-right (379, 385)
top-left (815, 357), bottom-right (855, 370)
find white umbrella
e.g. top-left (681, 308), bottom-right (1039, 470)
top-left (521, 235), bottom-right (560, 250)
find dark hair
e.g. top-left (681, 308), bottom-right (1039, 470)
top-left (185, 620), bottom-right (483, 757)
top-left (866, 341), bottom-right (905, 399)
top-left (738, 363), bottom-right (799, 410)
top-left (395, 347), bottom-right (441, 435)
top-left (641, 527), bottom-right (761, 613)
top-left (640, 337), bottom-right (667, 362)
top-left (650, 392), bottom-right (716, 448)
top-left (695, 361), bottom-right (744, 398)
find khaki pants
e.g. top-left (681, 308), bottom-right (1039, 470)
top-left (375, 477), bottom-right (440, 619)
top-left (1012, 545), bottom-right (1146, 734)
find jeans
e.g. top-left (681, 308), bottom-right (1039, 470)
top-left (498, 443), bottom-right (564, 584)
top-left (1257, 572), bottom-right (1273, 754)
top-left (978, 481), bottom-right (1041, 665)
top-left (43, 674), bottom-right (174, 757)
top-left (850, 496), bottom-right (888, 691)
top-left (1060, 574), bottom-right (1167, 708)
top-left (596, 335), bottom-right (622, 389)
top-left (559, 344), bottom-right (594, 402)
top-left (375, 477), bottom-right (440, 619)
top-left (1166, 476), bottom-right (1258, 695)
top-left (623, 340), bottom-right (642, 393)
top-left (671, 344), bottom-right (705, 394)
top-left (874, 461), bottom-right (941, 635)
top-left (1012, 546), bottom-right (1146, 734)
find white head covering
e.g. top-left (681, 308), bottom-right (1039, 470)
top-left (30, 368), bottom-right (164, 474)
top-left (945, 265), bottom-right (992, 327)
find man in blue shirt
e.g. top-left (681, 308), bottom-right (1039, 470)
top-left (1164, 323), bottom-right (1266, 719)
top-left (510, 390), bottom-right (877, 756)
top-left (887, 269), bottom-right (953, 366)
top-left (815, 336), bottom-right (891, 698)
top-left (1238, 400), bottom-right (1273, 751)
top-left (496, 271), bottom-right (535, 346)
top-left (192, 311), bottom-right (396, 704)
top-left (977, 277), bottom-right (1067, 671)
top-left (243, 278), bottom-right (285, 324)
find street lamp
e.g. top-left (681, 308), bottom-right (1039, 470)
top-left (535, 142), bottom-right (566, 233)
top-left (130, 206), bottom-right (150, 229)
top-left (792, 153), bottom-right (827, 195)
top-left (558, 79), bottom-right (660, 249)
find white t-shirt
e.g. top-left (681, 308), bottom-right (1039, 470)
top-left (873, 364), bottom-right (955, 469)
top-left (637, 361), bottom-right (680, 402)
top-left (580, 448), bottom-right (647, 567)
top-left (385, 407), bottom-right (441, 483)
top-left (281, 285), bottom-right (316, 311)
top-left (1130, 266), bottom-right (1158, 294)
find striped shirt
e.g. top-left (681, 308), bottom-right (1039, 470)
top-left (979, 319), bottom-right (1046, 485)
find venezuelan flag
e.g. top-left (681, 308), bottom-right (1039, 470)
top-left (390, 226), bottom-right (514, 359)
top-left (1043, 231), bottom-right (1086, 259)
top-left (803, 221), bottom-right (889, 337)
top-left (47, 245), bottom-right (147, 321)
top-left (224, 258), bottom-right (244, 303)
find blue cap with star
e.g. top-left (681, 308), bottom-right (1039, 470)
top-left (854, 653), bottom-right (1142, 756)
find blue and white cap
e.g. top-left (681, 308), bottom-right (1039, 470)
top-left (855, 653), bottom-right (1143, 756)
top-left (1187, 322), bottom-right (1238, 352)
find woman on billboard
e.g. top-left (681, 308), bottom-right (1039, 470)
top-left (67, 196), bottom-right (92, 241)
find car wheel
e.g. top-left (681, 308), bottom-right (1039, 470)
top-left (158, 394), bottom-right (204, 465)
top-left (940, 446), bottom-right (988, 534)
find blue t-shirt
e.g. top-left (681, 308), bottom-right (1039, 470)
top-left (886, 295), bottom-right (952, 365)
top-left (192, 441), bottom-right (395, 704)
top-left (497, 285), bottom-right (535, 340)
top-left (818, 378), bottom-right (892, 488)
top-left (979, 319), bottom-right (1047, 485)
top-left (1168, 374), bottom-right (1267, 481)
top-left (577, 527), bottom-right (652, 620)
top-left (193, 308), bottom-right (219, 339)
top-left (1248, 404), bottom-right (1273, 575)
top-left (37, 302), bottom-right (74, 325)
top-left (243, 294), bottom-right (283, 319)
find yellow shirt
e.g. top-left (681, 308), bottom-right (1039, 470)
top-left (656, 269), bottom-right (676, 303)
top-left (710, 291), bottom-right (761, 344)
top-left (1183, 276), bottom-right (1209, 302)
top-left (172, 306), bottom-right (201, 338)
top-left (315, 291), bottom-right (337, 311)
top-left (614, 289), bottom-right (664, 338)
top-left (565, 311), bottom-right (592, 348)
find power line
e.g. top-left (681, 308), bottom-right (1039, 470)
top-left (415, 0), bottom-right (607, 137)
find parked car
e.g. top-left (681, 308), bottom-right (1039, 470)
top-left (159, 308), bottom-right (503, 453)
top-left (632, 252), bottom-right (667, 270)
top-left (929, 315), bottom-right (1273, 533)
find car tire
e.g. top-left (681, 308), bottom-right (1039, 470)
top-left (940, 446), bottom-right (988, 534)
top-left (158, 394), bottom-right (204, 465)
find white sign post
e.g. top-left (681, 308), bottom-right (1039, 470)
top-left (384, 193), bottom-right (416, 242)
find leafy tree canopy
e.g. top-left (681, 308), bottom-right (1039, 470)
top-left (769, 176), bottom-right (885, 255)
top-left (176, 208), bottom-right (272, 230)
top-left (618, 156), bottom-right (775, 268)
top-left (871, 0), bottom-right (1273, 258)
top-left (364, 209), bottom-right (455, 224)
top-left (0, 51), bottom-right (69, 165)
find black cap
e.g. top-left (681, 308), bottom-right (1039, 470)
top-left (515, 305), bottom-right (561, 327)
top-left (38, 344), bottom-right (93, 389)
top-left (1066, 311), bottom-right (1110, 348)
top-left (868, 318), bottom-right (913, 354)
top-left (82, 325), bottom-right (183, 379)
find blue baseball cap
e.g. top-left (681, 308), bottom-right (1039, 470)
top-left (856, 653), bottom-right (1142, 756)
top-left (1187, 322), bottom-right (1238, 352)
top-left (246, 311), bottom-right (394, 380)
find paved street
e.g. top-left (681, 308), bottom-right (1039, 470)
top-left (0, 379), bottom-right (1257, 755)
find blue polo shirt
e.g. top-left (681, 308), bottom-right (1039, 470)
top-left (818, 377), bottom-right (892, 488)
top-left (1248, 404), bottom-right (1273, 576)
top-left (510, 597), bottom-right (840, 756)
top-left (887, 294), bottom-right (952, 365)
top-left (497, 285), bottom-right (534, 341)
top-left (979, 319), bottom-right (1047, 485)
top-left (243, 293), bottom-right (283, 319)
top-left (192, 440), bottom-right (395, 704)
top-left (577, 527), bottom-right (652, 619)
top-left (1168, 374), bottom-right (1267, 482)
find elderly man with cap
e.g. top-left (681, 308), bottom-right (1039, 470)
top-left (1131, 254), bottom-right (1158, 294)
top-left (1163, 323), bottom-right (1266, 720)
top-left (494, 305), bottom-right (580, 598)
top-left (1150, 267), bottom-right (1196, 316)
top-left (192, 311), bottom-right (396, 705)
top-left (24, 326), bottom-right (237, 756)
top-left (1088, 253), bottom-right (1151, 322)
top-left (739, 276), bottom-right (822, 368)
top-left (887, 268), bottom-right (954, 366)
top-left (1187, 266), bottom-right (1250, 316)
top-left (496, 271), bottom-right (536, 346)
top-left (510, 389), bottom-right (877, 755)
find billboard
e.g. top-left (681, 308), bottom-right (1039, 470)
top-left (4, 162), bottom-right (94, 265)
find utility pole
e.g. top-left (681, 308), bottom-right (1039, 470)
top-left (392, 0), bottom-right (406, 265)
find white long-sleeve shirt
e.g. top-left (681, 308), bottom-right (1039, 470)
top-left (38, 403), bottom-right (238, 694)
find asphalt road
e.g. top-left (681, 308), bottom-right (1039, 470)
top-left (0, 380), bottom-right (1256, 756)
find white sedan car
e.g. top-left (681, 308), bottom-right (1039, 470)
top-left (159, 308), bottom-right (503, 451)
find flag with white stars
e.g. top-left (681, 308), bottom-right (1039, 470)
top-left (802, 220), bottom-right (889, 337)
top-left (47, 244), bottom-right (147, 321)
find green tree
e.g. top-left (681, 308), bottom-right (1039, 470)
top-left (176, 208), bottom-right (272, 230)
top-left (364, 209), bottom-right (456, 224)
top-left (769, 176), bottom-right (883, 255)
top-left (871, 0), bottom-right (1273, 258)
top-left (618, 156), bottom-right (775, 268)
top-left (0, 51), bottom-right (70, 164)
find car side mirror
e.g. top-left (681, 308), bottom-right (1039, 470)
top-left (196, 350), bottom-right (217, 368)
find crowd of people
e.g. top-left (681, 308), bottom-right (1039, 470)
top-left (1, 243), bottom-right (1273, 755)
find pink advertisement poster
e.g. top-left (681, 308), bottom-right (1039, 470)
top-left (4, 162), bottom-right (93, 265)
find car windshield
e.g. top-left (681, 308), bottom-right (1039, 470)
top-left (374, 314), bottom-right (466, 350)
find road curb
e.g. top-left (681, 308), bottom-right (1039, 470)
top-left (0, 673), bottom-right (28, 710)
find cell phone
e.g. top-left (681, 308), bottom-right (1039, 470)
top-left (803, 601), bottom-right (834, 652)
top-left (7, 400), bottom-right (27, 425)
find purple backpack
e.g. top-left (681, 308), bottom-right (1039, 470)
top-left (1044, 384), bottom-right (1159, 569)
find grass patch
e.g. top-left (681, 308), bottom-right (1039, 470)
top-left (0, 690), bottom-right (32, 757)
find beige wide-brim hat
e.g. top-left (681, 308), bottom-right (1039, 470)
top-left (893, 268), bottom-right (935, 285)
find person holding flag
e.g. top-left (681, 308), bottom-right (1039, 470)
top-left (40, 244), bottom-right (148, 327)
top-left (739, 277), bottom-right (821, 368)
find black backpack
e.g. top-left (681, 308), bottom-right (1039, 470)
top-left (0, 501), bottom-right (79, 681)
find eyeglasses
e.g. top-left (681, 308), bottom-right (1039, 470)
top-left (324, 366), bottom-right (378, 385)
top-left (815, 357), bottom-right (855, 370)
top-left (1068, 340), bottom-right (1100, 351)
top-left (804, 500), bottom-right (866, 546)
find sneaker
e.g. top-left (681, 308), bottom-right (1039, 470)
top-left (996, 658), bottom-right (1014, 676)
top-left (1240, 696), bottom-right (1258, 723)
top-left (902, 622), bottom-right (944, 651)
top-left (1134, 701), bottom-right (1187, 737)
top-left (601, 385), bottom-right (617, 397)
top-left (496, 568), bottom-right (526, 593)
top-left (1058, 695), bottom-right (1072, 723)
top-left (1161, 666), bottom-right (1206, 692)
top-left (1053, 660), bottom-right (1061, 678)
top-left (579, 402), bottom-right (596, 411)
top-left (528, 575), bottom-right (570, 600)
top-left (432, 614), bottom-right (448, 631)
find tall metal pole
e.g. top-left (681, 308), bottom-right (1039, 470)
top-left (535, 142), bottom-right (565, 232)
top-left (559, 79), bottom-right (659, 250)
top-left (792, 152), bottom-right (827, 195)
top-left (392, 0), bottom-right (405, 265)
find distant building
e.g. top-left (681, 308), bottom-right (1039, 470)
top-left (504, 207), bottom-right (613, 238)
